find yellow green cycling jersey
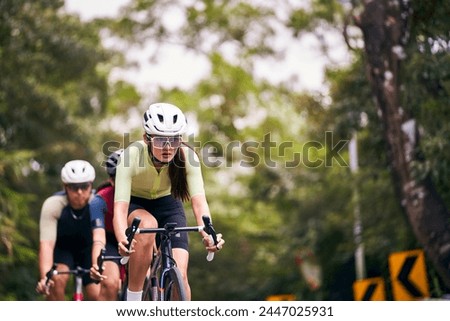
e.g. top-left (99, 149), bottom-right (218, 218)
top-left (114, 140), bottom-right (205, 202)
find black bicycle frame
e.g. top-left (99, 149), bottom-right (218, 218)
top-left (157, 223), bottom-right (179, 291)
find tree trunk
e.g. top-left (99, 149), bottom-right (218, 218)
top-left (355, 0), bottom-right (450, 289)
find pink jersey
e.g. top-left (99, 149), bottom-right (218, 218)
top-left (96, 185), bottom-right (115, 233)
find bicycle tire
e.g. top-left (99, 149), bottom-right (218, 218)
top-left (142, 275), bottom-right (158, 301)
top-left (163, 267), bottom-right (187, 301)
top-left (142, 252), bottom-right (161, 301)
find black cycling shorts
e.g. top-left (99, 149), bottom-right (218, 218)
top-left (105, 232), bottom-right (121, 266)
top-left (128, 195), bottom-right (189, 251)
top-left (53, 246), bottom-right (94, 286)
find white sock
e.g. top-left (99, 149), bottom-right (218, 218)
top-left (126, 289), bottom-right (143, 301)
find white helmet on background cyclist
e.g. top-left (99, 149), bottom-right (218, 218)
top-left (142, 102), bottom-right (187, 137)
top-left (106, 149), bottom-right (123, 177)
top-left (61, 160), bottom-right (96, 184)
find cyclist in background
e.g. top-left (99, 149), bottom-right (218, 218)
top-left (36, 160), bottom-right (102, 300)
top-left (113, 102), bottom-right (225, 301)
top-left (89, 150), bottom-right (123, 300)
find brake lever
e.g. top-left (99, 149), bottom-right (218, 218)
top-left (202, 215), bottom-right (218, 261)
top-left (120, 217), bottom-right (141, 265)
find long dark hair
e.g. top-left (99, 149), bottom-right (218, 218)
top-left (169, 143), bottom-right (194, 202)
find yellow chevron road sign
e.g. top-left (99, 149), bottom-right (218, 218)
top-left (389, 249), bottom-right (429, 300)
top-left (353, 277), bottom-right (386, 301)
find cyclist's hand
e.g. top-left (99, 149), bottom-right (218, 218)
top-left (36, 278), bottom-right (52, 296)
top-left (90, 264), bottom-right (107, 282)
top-left (118, 239), bottom-right (136, 257)
top-left (203, 233), bottom-right (225, 252)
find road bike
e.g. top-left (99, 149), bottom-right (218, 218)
top-left (122, 215), bottom-right (219, 301)
top-left (45, 264), bottom-right (91, 301)
top-left (45, 251), bottom-right (127, 301)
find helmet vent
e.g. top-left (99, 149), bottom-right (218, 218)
top-left (158, 114), bottom-right (164, 122)
top-left (173, 115), bottom-right (178, 123)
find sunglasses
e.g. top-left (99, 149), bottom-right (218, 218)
top-left (66, 183), bottom-right (91, 191)
top-left (148, 135), bottom-right (183, 149)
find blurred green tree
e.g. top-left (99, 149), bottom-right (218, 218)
top-left (0, 0), bottom-right (139, 299)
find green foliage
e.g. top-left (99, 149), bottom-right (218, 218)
top-left (0, 0), bottom-right (133, 299)
top-left (405, 0), bottom-right (450, 203)
top-left (0, 150), bottom-right (39, 300)
top-left (288, 0), bottom-right (344, 36)
top-left (403, 41), bottom-right (450, 204)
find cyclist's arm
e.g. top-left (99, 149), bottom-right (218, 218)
top-left (191, 194), bottom-right (211, 238)
top-left (90, 195), bottom-right (107, 267)
top-left (191, 194), bottom-right (225, 252)
top-left (184, 147), bottom-right (205, 198)
top-left (38, 240), bottom-right (56, 280)
top-left (184, 147), bottom-right (224, 250)
top-left (37, 195), bottom-right (66, 295)
top-left (91, 228), bottom-right (106, 267)
top-left (38, 195), bottom-right (64, 278)
top-left (36, 239), bottom-right (56, 295)
top-left (39, 195), bottom-right (65, 242)
top-left (185, 148), bottom-right (210, 237)
top-left (113, 144), bottom-right (135, 246)
top-left (113, 201), bottom-right (130, 245)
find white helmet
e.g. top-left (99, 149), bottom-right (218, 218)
top-left (106, 149), bottom-right (123, 177)
top-left (61, 160), bottom-right (96, 184)
top-left (142, 103), bottom-right (187, 136)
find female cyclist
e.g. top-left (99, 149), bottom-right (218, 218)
top-left (113, 102), bottom-right (225, 301)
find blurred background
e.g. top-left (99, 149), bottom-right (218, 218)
top-left (1, 0), bottom-right (449, 300)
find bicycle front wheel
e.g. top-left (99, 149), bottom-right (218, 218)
top-left (142, 275), bottom-right (158, 301)
top-left (163, 267), bottom-right (187, 301)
